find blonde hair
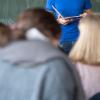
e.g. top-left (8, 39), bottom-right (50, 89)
top-left (69, 13), bottom-right (100, 65)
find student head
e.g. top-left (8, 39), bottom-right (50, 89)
top-left (0, 23), bottom-right (12, 47)
top-left (15, 8), bottom-right (61, 46)
top-left (69, 13), bottom-right (100, 65)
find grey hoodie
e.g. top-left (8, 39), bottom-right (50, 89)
top-left (0, 39), bottom-right (86, 100)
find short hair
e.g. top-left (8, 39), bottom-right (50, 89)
top-left (0, 23), bottom-right (12, 46)
top-left (69, 13), bottom-right (100, 65)
top-left (17, 8), bottom-right (61, 39)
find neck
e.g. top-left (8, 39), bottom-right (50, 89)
top-left (26, 28), bottom-right (49, 41)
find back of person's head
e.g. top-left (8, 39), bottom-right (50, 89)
top-left (0, 23), bottom-right (12, 47)
top-left (16, 8), bottom-right (61, 40)
top-left (12, 28), bottom-right (26, 40)
top-left (69, 13), bottom-right (100, 65)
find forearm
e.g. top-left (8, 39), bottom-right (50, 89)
top-left (85, 9), bottom-right (93, 14)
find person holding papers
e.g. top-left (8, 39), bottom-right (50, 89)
top-left (46, 0), bottom-right (92, 54)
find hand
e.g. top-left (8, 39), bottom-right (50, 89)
top-left (80, 12), bottom-right (88, 18)
top-left (57, 16), bottom-right (72, 25)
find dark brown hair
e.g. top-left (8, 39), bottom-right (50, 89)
top-left (0, 23), bottom-right (12, 46)
top-left (17, 8), bottom-right (61, 39)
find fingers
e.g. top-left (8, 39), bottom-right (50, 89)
top-left (57, 16), bottom-right (73, 25)
top-left (80, 13), bottom-right (88, 18)
top-left (64, 19), bottom-right (73, 25)
top-left (58, 15), bottom-right (62, 19)
top-left (57, 18), bottom-right (65, 24)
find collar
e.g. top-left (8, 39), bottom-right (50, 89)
top-left (26, 28), bottom-right (49, 42)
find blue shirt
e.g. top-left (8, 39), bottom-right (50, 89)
top-left (46, 0), bottom-right (92, 43)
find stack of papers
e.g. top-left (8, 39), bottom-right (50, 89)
top-left (52, 5), bottom-right (82, 20)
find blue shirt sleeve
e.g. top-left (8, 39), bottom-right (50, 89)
top-left (46, 0), bottom-right (58, 18)
top-left (84, 0), bottom-right (92, 10)
top-left (46, 0), bottom-right (55, 12)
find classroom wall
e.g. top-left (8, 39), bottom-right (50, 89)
top-left (92, 0), bottom-right (100, 12)
top-left (0, 0), bottom-right (45, 24)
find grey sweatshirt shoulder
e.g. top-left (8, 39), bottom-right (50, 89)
top-left (0, 40), bottom-right (86, 100)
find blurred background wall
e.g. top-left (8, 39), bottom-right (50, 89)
top-left (92, 0), bottom-right (100, 12)
top-left (0, 0), bottom-right (99, 24)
